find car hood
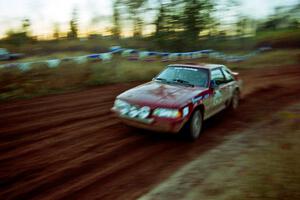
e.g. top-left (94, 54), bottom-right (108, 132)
top-left (118, 81), bottom-right (206, 108)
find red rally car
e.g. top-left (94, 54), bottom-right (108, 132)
top-left (111, 64), bottom-right (242, 140)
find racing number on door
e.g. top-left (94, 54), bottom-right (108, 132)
top-left (221, 67), bottom-right (236, 101)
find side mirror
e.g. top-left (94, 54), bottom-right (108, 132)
top-left (210, 80), bottom-right (217, 90)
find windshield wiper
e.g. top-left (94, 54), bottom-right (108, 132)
top-left (155, 77), bottom-right (170, 83)
top-left (171, 79), bottom-right (194, 87)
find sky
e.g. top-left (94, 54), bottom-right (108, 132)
top-left (0, 0), bottom-right (298, 39)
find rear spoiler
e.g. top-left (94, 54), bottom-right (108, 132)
top-left (231, 71), bottom-right (239, 76)
top-left (229, 70), bottom-right (240, 80)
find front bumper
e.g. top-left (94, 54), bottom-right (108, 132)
top-left (111, 107), bottom-right (186, 133)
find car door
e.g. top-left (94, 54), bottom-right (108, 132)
top-left (210, 68), bottom-right (227, 113)
top-left (221, 66), bottom-right (236, 102)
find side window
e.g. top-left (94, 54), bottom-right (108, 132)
top-left (211, 68), bottom-right (226, 85)
top-left (222, 67), bottom-right (234, 82)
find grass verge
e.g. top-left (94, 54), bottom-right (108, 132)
top-left (0, 49), bottom-right (299, 101)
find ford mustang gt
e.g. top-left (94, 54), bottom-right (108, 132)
top-left (111, 64), bottom-right (242, 140)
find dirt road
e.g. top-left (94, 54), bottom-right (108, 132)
top-left (0, 65), bottom-right (299, 200)
top-left (139, 102), bottom-right (300, 200)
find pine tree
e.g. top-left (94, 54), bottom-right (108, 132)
top-left (67, 8), bottom-right (79, 39)
top-left (112, 0), bottom-right (121, 38)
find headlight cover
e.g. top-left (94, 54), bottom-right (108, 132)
top-left (114, 99), bottom-right (128, 108)
top-left (114, 99), bottom-right (130, 115)
top-left (114, 99), bottom-right (151, 119)
top-left (138, 106), bottom-right (151, 119)
top-left (153, 108), bottom-right (181, 118)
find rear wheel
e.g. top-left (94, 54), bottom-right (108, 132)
top-left (229, 90), bottom-right (239, 110)
top-left (186, 110), bottom-right (203, 140)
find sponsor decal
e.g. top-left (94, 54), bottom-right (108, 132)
top-left (174, 67), bottom-right (198, 71)
top-left (213, 90), bottom-right (223, 106)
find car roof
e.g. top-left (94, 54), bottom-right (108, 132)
top-left (168, 63), bottom-right (224, 70)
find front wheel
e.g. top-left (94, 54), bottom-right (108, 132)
top-left (186, 110), bottom-right (203, 140)
top-left (230, 90), bottom-right (240, 110)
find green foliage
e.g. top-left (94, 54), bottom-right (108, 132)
top-left (1, 49), bottom-right (299, 101)
top-left (2, 18), bottom-right (35, 46)
top-left (237, 49), bottom-right (300, 69)
top-left (4, 31), bottom-right (34, 46)
top-left (151, 0), bottom-right (215, 50)
top-left (255, 29), bottom-right (300, 48)
top-left (182, 0), bottom-right (213, 41)
top-left (123, 0), bottom-right (147, 37)
top-left (257, 4), bottom-right (300, 31)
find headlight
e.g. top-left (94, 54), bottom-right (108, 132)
top-left (114, 99), bottom-right (130, 115)
top-left (114, 100), bottom-right (151, 119)
top-left (114, 99), bottom-right (128, 108)
top-left (153, 108), bottom-right (181, 118)
top-left (138, 106), bottom-right (151, 119)
top-left (128, 106), bottom-right (139, 118)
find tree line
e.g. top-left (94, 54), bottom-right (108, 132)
top-left (2, 0), bottom-right (299, 49)
top-left (111, 0), bottom-right (215, 48)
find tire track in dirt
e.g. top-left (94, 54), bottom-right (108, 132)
top-left (0, 100), bottom-right (112, 122)
top-left (0, 115), bottom-right (117, 160)
top-left (0, 106), bottom-right (115, 141)
top-left (0, 131), bottom-right (171, 200)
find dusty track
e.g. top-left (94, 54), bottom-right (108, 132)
top-left (0, 65), bottom-right (299, 200)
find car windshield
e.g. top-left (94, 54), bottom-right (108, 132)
top-left (155, 66), bottom-right (209, 87)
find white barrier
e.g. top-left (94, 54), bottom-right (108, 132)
top-left (0, 46), bottom-right (271, 71)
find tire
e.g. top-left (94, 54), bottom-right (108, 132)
top-left (186, 109), bottom-right (203, 140)
top-left (229, 90), bottom-right (240, 110)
